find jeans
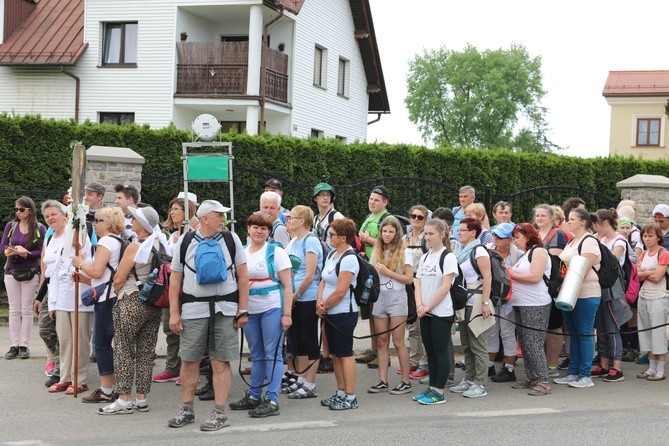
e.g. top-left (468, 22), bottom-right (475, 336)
top-left (245, 307), bottom-right (284, 403)
top-left (93, 298), bottom-right (115, 375)
top-left (563, 297), bottom-right (600, 377)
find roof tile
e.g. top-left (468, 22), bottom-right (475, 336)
top-left (602, 70), bottom-right (669, 96)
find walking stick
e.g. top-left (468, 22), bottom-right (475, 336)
top-left (71, 145), bottom-right (87, 398)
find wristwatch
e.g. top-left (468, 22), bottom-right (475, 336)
top-left (482, 301), bottom-right (490, 305)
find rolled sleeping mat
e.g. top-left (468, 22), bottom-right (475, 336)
top-left (555, 254), bottom-right (589, 311)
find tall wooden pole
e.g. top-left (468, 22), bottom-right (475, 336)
top-left (71, 145), bottom-right (86, 398)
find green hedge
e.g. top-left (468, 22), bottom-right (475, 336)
top-left (1, 114), bottom-right (669, 228)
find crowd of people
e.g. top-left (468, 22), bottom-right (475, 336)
top-left (2, 179), bottom-right (668, 431)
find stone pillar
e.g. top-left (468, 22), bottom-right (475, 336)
top-left (85, 146), bottom-right (145, 206)
top-left (617, 174), bottom-right (669, 225)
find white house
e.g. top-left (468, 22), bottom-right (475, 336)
top-left (0, 0), bottom-right (390, 142)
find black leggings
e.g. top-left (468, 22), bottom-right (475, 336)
top-left (419, 315), bottom-right (454, 389)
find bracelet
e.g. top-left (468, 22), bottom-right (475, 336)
top-left (282, 314), bottom-right (291, 318)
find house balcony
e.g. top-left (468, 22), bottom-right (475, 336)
top-left (175, 42), bottom-right (288, 104)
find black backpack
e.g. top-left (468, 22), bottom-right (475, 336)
top-left (469, 245), bottom-right (512, 305)
top-left (528, 246), bottom-right (564, 299)
top-left (422, 249), bottom-right (468, 311)
top-left (577, 235), bottom-right (620, 289)
top-left (332, 250), bottom-right (380, 308)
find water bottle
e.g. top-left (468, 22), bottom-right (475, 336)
top-left (139, 268), bottom-right (159, 301)
top-left (359, 275), bottom-right (373, 305)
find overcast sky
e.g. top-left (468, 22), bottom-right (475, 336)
top-left (365, 0), bottom-right (669, 158)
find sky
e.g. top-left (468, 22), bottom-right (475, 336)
top-left (365, 0), bottom-right (669, 158)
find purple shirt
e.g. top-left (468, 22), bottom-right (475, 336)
top-left (1, 221), bottom-right (46, 274)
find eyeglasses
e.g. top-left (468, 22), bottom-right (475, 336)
top-left (328, 231), bottom-right (339, 237)
top-left (286, 216), bottom-right (302, 222)
top-left (93, 218), bottom-right (106, 224)
top-left (457, 227), bottom-right (474, 232)
top-left (13, 207), bottom-right (26, 213)
top-left (410, 214), bottom-right (425, 221)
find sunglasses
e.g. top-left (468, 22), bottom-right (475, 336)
top-left (513, 225), bottom-right (526, 233)
top-left (14, 207), bottom-right (26, 213)
top-left (410, 214), bottom-right (425, 221)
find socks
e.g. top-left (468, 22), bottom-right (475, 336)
top-left (505, 364), bottom-right (514, 372)
top-left (297, 376), bottom-right (306, 385)
top-left (303, 381), bottom-right (316, 391)
top-left (101, 386), bottom-right (113, 395)
top-left (345, 393), bottom-right (356, 401)
top-left (488, 361), bottom-right (494, 367)
top-left (215, 403), bottom-right (226, 412)
top-left (656, 360), bottom-right (666, 377)
top-left (336, 389), bottom-right (345, 397)
top-left (117, 398), bottom-right (132, 406)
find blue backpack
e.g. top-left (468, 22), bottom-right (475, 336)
top-left (181, 231), bottom-right (236, 285)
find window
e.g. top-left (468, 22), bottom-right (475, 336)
top-left (636, 118), bottom-right (661, 146)
top-left (335, 135), bottom-right (347, 143)
top-left (99, 112), bottom-right (135, 125)
top-left (310, 129), bottom-right (324, 139)
top-left (313, 45), bottom-right (327, 88)
top-left (337, 57), bottom-right (349, 97)
top-left (102, 22), bottom-right (138, 66)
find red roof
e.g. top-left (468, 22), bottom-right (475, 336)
top-left (602, 70), bottom-right (669, 97)
top-left (0, 0), bottom-right (87, 65)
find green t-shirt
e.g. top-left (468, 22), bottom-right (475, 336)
top-left (359, 210), bottom-right (390, 259)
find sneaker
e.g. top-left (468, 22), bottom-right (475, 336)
top-left (355, 350), bottom-right (376, 364)
top-left (636, 353), bottom-right (649, 365)
top-left (45, 375), bottom-right (60, 388)
top-left (488, 365), bottom-right (496, 377)
top-left (450, 380), bottom-right (473, 393)
top-left (568, 376), bottom-right (594, 388)
top-left (45, 360), bottom-right (56, 376)
top-left (417, 388), bottom-right (446, 405)
top-left (444, 379), bottom-right (456, 388)
top-left (390, 381), bottom-right (412, 395)
top-left (454, 360), bottom-right (466, 369)
top-left (591, 354), bottom-right (600, 366)
top-left (98, 400), bottom-right (134, 415)
top-left (419, 376), bottom-right (430, 385)
top-left (317, 356), bottom-right (334, 374)
top-left (412, 388), bottom-right (431, 401)
top-left (249, 401), bottom-right (280, 418)
top-left (134, 400), bottom-right (150, 412)
top-left (622, 349), bottom-right (638, 362)
top-left (490, 367), bottom-right (516, 383)
top-left (82, 388), bottom-right (118, 404)
top-left (547, 367), bottom-right (560, 378)
top-left (329, 396), bottom-right (359, 410)
top-left (17, 347), bottom-right (30, 359)
top-left (168, 404), bottom-right (195, 428)
top-left (397, 364), bottom-right (418, 374)
top-left (557, 357), bottom-right (570, 370)
top-left (463, 384), bottom-right (488, 398)
top-left (230, 391), bottom-right (262, 410)
top-left (152, 371), bottom-right (179, 383)
top-left (409, 366), bottom-right (429, 379)
top-left (367, 381), bottom-right (389, 393)
top-left (200, 409), bottom-right (229, 431)
top-left (591, 365), bottom-right (609, 378)
top-left (603, 368), bottom-right (625, 383)
top-left (553, 374), bottom-right (579, 385)
top-left (5, 346), bottom-right (19, 359)
top-left (516, 345), bottom-right (523, 358)
top-left (196, 382), bottom-right (214, 401)
top-left (367, 357), bottom-right (391, 369)
top-left (320, 393), bottom-right (343, 407)
top-left (175, 378), bottom-right (181, 386)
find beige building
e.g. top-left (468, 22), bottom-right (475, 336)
top-left (603, 70), bottom-right (669, 160)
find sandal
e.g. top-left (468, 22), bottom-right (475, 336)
top-left (48, 381), bottom-right (72, 393)
top-left (65, 384), bottom-right (89, 395)
top-left (286, 388), bottom-right (318, 399)
top-left (511, 379), bottom-right (537, 389)
top-left (528, 382), bottom-right (551, 396)
top-left (280, 382), bottom-right (303, 394)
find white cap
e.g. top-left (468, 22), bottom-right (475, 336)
top-left (653, 204), bottom-right (669, 217)
top-left (196, 200), bottom-right (231, 218)
top-left (177, 192), bottom-right (198, 204)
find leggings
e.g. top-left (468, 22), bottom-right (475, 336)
top-left (514, 304), bottom-right (551, 382)
top-left (419, 315), bottom-right (454, 389)
top-left (595, 300), bottom-right (623, 361)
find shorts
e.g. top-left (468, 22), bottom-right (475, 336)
top-left (323, 312), bottom-right (358, 357)
top-left (179, 313), bottom-right (238, 362)
top-left (286, 300), bottom-right (320, 359)
top-left (372, 289), bottom-right (408, 319)
top-left (547, 302), bottom-right (563, 330)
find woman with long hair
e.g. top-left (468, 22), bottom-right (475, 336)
top-left (509, 223), bottom-right (552, 395)
top-left (1, 196), bottom-right (45, 359)
top-left (368, 216), bottom-right (413, 395)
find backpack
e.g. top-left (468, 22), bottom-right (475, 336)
top-left (180, 230), bottom-right (236, 285)
top-left (143, 243), bottom-right (173, 308)
top-left (469, 245), bottom-right (512, 305)
top-left (81, 234), bottom-right (130, 306)
top-left (270, 220), bottom-right (287, 248)
top-left (622, 240), bottom-right (640, 305)
top-left (577, 235), bottom-right (620, 289)
top-left (333, 250), bottom-right (380, 308)
top-left (528, 246), bottom-right (564, 300)
top-left (422, 248), bottom-right (468, 311)
top-left (314, 209), bottom-right (338, 242)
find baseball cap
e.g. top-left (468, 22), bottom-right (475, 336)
top-left (371, 185), bottom-right (389, 199)
top-left (313, 182), bottom-right (336, 198)
top-left (84, 182), bottom-right (105, 195)
top-left (491, 222), bottom-right (514, 239)
top-left (264, 179), bottom-right (283, 191)
top-left (196, 200), bottom-right (231, 218)
top-left (653, 204), bottom-right (669, 218)
top-left (177, 191), bottom-right (198, 204)
top-left (128, 206), bottom-right (160, 233)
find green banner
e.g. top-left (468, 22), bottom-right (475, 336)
top-left (187, 155), bottom-right (229, 181)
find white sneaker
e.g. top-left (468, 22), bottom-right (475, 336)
top-left (568, 376), bottom-right (594, 388)
top-left (553, 374), bottom-right (579, 385)
top-left (419, 376), bottom-right (429, 385)
top-left (449, 380), bottom-right (473, 393)
top-left (462, 384), bottom-right (487, 398)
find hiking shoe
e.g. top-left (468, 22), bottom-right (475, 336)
top-left (412, 388), bottom-right (431, 401)
top-left (168, 404), bottom-right (195, 428)
top-left (355, 350), bottom-right (376, 364)
top-left (410, 366), bottom-right (429, 379)
top-left (230, 391), bottom-right (262, 410)
top-left (463, 384), bottom-right (488, 398)
top-left (200, 409), bottom-right (229, 431)
top-left (636, 353), bottom-right (649, 364)
top-left (557, 357), bottom-right (570, 370)
top-left (82, 388), bottom-right (118, 404)
top-left (17, 347), bottom-right (30, 359)
top-left (490, 367), bottom-right (516, 383)
top-left (45, 360), bottom-right (56, 376)
top-left (568, 377), bottom-right (594, 388)
top-left (449, 380), bottom-right (473, 393)
top-left (591, 365), bottom-right (609, 378)
top-left (134, 400), bottom-right (149, 412)
top-left (329, 397), bottom-right (359, 410)
top-left (249, 401), bottom-right (280, 418)
top-left (547, 367), bottom-right (560, 378)
top-left (152, 371), bottom-right (179, 383)
top-left (390, 381), bottom-right (412, 395)
top-left (488, 365), bottom-right (496, 377)
top-left (98, 400), bottom-right (134, 415)
top-left (5, 346), bottom-right (19, 359)
top-left (45, 375), bottom-right (60, 388)
top-left (553, 374), bottom-right (579, 385)
top-left (417, 388), bottom-right (445, 405)
top-left (320, 393), bottom-right (343, 407)
top-left (603, 369), bottom-right (625, 383)
top-left (367, 381), bottom-right (389, 393)
top-left (318, 356), bottom-right (334, 374)
top-left (197, 382), bottom-right (214, 401)
top-left (622, 349), bottom-right (639, 362)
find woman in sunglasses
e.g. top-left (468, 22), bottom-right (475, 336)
top-left (2, 196), bottom-right (46, 360)
top-left (368, 216), bottom-right (413, 395)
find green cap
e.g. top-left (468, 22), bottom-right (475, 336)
top-left (313, 182), bottom-right (336, 199)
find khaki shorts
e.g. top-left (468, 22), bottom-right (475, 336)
top-left (179, 313), bottom-right (238, 362)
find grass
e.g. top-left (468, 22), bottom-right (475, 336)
top-left (0, 307), bottom-right (7, 317)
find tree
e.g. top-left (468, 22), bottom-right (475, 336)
top-left (405, 44), bottom-right (560, 152)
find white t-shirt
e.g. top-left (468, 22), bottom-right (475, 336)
top-left (601, 235), bottom-right (627, 266)
top-left (313, 209), bottom-right (345, 240)
top-left (378, 248), bottom-right (413, 292)
top-left (44, 233), bottom-right (93, 313)
top-left (416, 247), bottom-right (458, 317)
top-left (321, 249), bottom-right (359, 315)
top-left (90, 235), bottom-right (122, 302)
top-left (245, 243), bottom-right (291, 314)
top-left (510, 249), bottom-right (552, 306)
top-left (460, 245), bottom-right (490, 306)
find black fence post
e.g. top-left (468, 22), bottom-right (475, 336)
top-left (484, 185), bottom-right (492, 217)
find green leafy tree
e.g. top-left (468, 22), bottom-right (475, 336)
top-left (405, 44), bottom-right (560, 152)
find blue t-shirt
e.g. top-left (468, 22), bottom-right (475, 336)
top-left (452, 206), bottom-right (466, 241)
top-left (321, 249), bottom-right (359, 315)
top-left (287, 234), bottom-right (323, 302)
